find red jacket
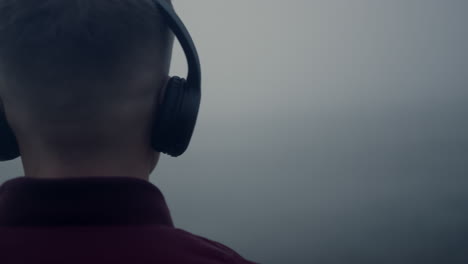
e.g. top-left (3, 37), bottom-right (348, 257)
top-left (0, 176), bottom-right (257, 264)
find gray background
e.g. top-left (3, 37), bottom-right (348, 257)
top-left (1, 0), bottom-right (468, 263)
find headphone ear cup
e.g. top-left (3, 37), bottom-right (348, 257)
top-left (151, 76), bottom-right (186, 156)
top-left (151, 76), bottom-right (201, 157)
top-left (0, 114), bottom-right (20, 161)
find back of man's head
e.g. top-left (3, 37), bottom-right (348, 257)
top-left (0, 0), bottom-right (174, 176)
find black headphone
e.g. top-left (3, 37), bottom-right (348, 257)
top-left (0, 0), bottom-right (201, 161)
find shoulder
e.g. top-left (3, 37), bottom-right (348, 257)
top-left (170, 228), bottom-right (259, 264)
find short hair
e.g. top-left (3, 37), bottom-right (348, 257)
top-left (0, 0), bottom-right (172, 126)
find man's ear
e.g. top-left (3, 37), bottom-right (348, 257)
top-left (157, 76), bottom-right (170, 106)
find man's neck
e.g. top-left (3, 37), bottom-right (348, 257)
top-left (19, 150), bottom-right (159, 181)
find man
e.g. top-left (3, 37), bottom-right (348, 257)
top-left (0, 0), bottom-right (256, 263)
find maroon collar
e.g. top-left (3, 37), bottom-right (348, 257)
top-left (0, 176), bottom-right (174, 227)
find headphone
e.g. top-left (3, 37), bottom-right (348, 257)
top-left (0, 0), bottom-right (201, 161)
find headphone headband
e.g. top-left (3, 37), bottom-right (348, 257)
top-left (150, 0), bottom-right (202, 157)
top-left (153, 0), bottom-right (201, 90)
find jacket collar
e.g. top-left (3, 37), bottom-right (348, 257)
top-left (0, 176), bottom-right (174, 227)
